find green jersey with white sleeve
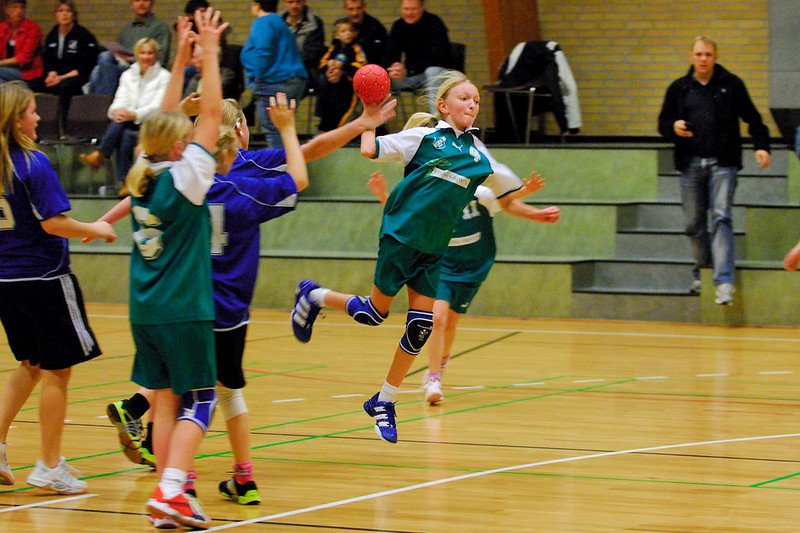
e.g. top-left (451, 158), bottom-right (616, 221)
top-left (373, 121), bottom-right (522, 254)
top-left (440, 185), bottom-right (501, 283)
top-left (129, 143), bottom-right (216, 325)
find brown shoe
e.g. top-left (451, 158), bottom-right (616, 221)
top-left (79, 150), bottom-right (103, 170)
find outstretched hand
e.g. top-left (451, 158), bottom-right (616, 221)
top-left (361, 99), bottom-right (398, 129)
top-left (267, 92), bottom-right (297, 132)
top-left (530, 205), bottom-right (560, 224)
top-left (195, 7), bottom-right (229, 50)
top-left (784, 242), bottom-right (800, 271)
top-left (367, 171), bottom-right (388, 203)
top-left (174, 16), bottom-right (196, 66)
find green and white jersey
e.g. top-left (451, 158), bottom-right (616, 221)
top-left (441, 186), bottom-right (501, 284)
top-left (373, 120), bottom-right (522, 254)
top-left (129, 143), bottom-right (216, 325)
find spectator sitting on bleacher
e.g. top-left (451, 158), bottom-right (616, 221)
top-left (315, 18), bottom-right (366, 133)
top-left (282, 0), bottom-right (324, 91)
top-left (0, 0), bottom-right (43, 86)
top-left (183, 42), bottom-right (241, 102)
top-left (36, 1), bottom-right (100, 125)
top-left (385, 0), bottom-right (453, 114)
top-left (343, 0), bottom-right (387, 66)
top-left (86, 0), bottom-right (171, 96)
top-left (80, 38), bottom-right (170, 186)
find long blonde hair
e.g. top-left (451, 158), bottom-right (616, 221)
top-left (125, 111), bottom-right (193, 197)
top-left (0, 81), bottom-right (37, 196)
top-left (409, 70), bottom-right (473, 130)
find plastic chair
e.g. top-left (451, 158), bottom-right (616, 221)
top-left (33, 93), bottom-right (61, 143)
top-left (64, 94), bottom-right (112, 142)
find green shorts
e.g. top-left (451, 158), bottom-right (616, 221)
top-left (131, 321), bottom-right (216, 395)
top-left (374, 235), bottom-right (442, 298)
top-left (436, 279), bottom-right (482, 314)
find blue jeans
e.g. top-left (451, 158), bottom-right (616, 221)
top-left (250, 77), bottom-right (307, 148)
top-left (390, 66), bottom-right (446, 115)
top-left (0, 67), bottom-right (22, 83)
top-left (97, 120), bottom-right (139, 182)
top-left (679, 156), bottom-right (738, 285)
top-left (87, 51), bottom-right (128, 96)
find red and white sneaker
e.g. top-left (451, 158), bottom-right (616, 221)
top-left (146, 486), bottom-right (212, 529)
top-left (149, 513), bottom-right (179, 529)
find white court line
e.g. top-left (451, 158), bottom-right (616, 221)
top-left (573, 379), bottom-right (606, 384)
top-left (634, 376), bottom-right (668, 380)
top-left (0, 493), bottom-right (98, 514)
top-left (696, 373), bottom-right (729, 378)
top-left (88, 313), bottom-right (800, 344)
top-left (272, 398), bottom-right (305, 403)
top-left (759, 371), bottom-right (793, 375)
top-left (331, 394), bottom-right (364, 399)
top-left (204, 432), bottom-right (800, 531)
top-left (513, 382), bottom-right (545, 387)
top-left (451, 386), bottom-right (484, 390)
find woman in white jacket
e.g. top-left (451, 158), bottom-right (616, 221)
top-left (80, 37), bottom-right (170, 186)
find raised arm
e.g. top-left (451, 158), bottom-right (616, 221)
top-left (301, 100), bottom-right (397, 162)
top-left (268, 93), bottom-right (309, 191)
top-left (161, 16), bottom-right (195, 113)
top-left (191, 9), bottom-right (228, 153)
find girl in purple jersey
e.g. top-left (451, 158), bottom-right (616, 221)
top-left (0, 80), bottom-right (115, 494)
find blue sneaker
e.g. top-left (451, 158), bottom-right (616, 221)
top-left (291, 279), bottom-right (321, 343)
top-left (363, 392), bottom-right (397, 443)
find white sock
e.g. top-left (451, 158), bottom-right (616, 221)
top-left (159, 467), bottom-right (187, 499)
top-left (309, 288), bottom-right (330, 306)
top-left (378, 381), bottom-right (399, 403)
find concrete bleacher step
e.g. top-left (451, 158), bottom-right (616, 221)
top-left (655, 147), bottom-right (790, 204)
top-left (616, 203), bottom-right (746, 232)
top-left (572, 259), bottom-right (695, 295)
top-left (656, 174), bottom-right (789, 204)
top-left (615, 230), bottom-right (746, 260)
top-left (572, 291), bottom-right (700, 322)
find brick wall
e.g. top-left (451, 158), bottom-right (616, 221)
top-left (536, 0), bottom-right (773, 136)
top-left (28, 1), bottom-right (772, 137)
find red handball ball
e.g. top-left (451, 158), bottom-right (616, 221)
top-left (353, 64), bottom-right (391, 105)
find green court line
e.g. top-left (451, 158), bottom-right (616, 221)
top-left (405, 331), bottom-right (520, 378)
top-left (750, 470), bottom-right (800, 487)
top-left (17, 364), bottom-right (327, 412)
top-left (197, 377), bottom-right (633, 458)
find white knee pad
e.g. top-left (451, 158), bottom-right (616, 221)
top-left (217, 386), bottom-right (248, 421)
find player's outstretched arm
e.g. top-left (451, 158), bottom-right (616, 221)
top-left (503, 200), bottom-right (560, 224)
top-left (269, 92), bottom-right (308, 191)
top-left (301, 99), bottom-right (397, 163)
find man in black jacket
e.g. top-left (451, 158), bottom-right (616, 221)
top-left (385, 0), bottom-right (453, 114)
top-left (344, 0), bottom-right (387, 66)
top-left (658, 36), bottom-right (770, 305)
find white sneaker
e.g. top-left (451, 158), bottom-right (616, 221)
top-left (690, 279), bottom-right (702, 293)
top-left (714, 282), bottom-right (735, 305)
top-left (26, 457), bottom-right (87, 494)
top-left (0, 442), bottom-right (13, 485)
top-left (424, 378), bottom-right (443, 404)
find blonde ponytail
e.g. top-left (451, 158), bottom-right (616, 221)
top-left (125, 111), bottom-right (192, 197)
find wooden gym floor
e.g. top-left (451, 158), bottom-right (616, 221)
top-left (1, 303), bottom-right (800, 531)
